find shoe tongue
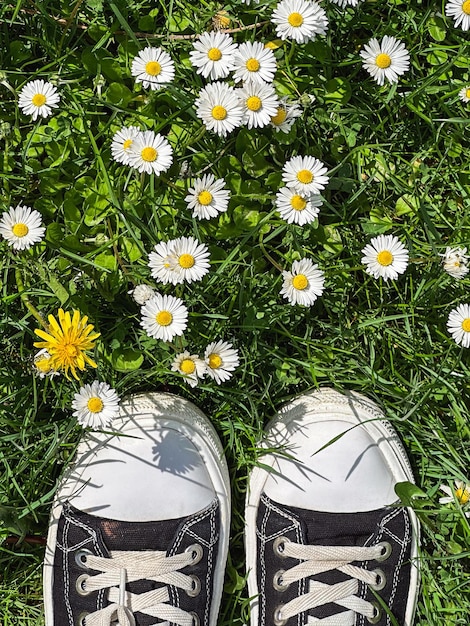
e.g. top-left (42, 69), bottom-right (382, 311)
top-left (96, 515), bottom-right (185, 552)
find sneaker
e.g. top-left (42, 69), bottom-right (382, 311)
top-left (43, 392), bottom-right (231, 626)
top-left (245, 388), bottom-right (420, 626)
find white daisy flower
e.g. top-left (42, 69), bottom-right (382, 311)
top-left (148, 237), bottom-right (210, 285)
top-left (194, 81), bottom-right (244, 137)
top-left (282, 155), bottom-right (329, 195)
top-left (445, 0), bottom-right (470, 30)
top-left (271, 0), bottom-right (328, 44)
top-left (148, 241), bottom-right (175, 285)
top-left (0, 204), bottom-right (45, 251)
top-left (439, 247), bottom-right (469, 279)
top-left (140, 293), bottom-right (188, 342)
top-left (72, 381), bottom-right (121, 429)
top-left (329, 0), bottom-right (361, 7)
top-left (128, 284), bottom-right (156, 305)
top-left (185, 174), bottom-right (230, 220)
top-left (459, 86), bottom-right (470, 102)
top-left (127, 130), bottom-right (173, 175)
top-left (361, 234), bottom-right (409, 281)
top-left (280, 258), bottom-right (325, 306)
top-left (204, 340), bottom-right (240, 384)
top-left (270, 97), bottom-right (302, 133)
top-left (232, 41), bottom-right (277, 84)
top-left (439, 480), bottom-right (470, 516)
top-left (189, 31), bottom-right (238, 81)
top-left (33, 349), bottom-right (60, 379)
top-left (131, 46), bottom-right (175, 90)
top-left (275, 187), bottom-right (323, 225)
top-left (111, 126), bottom-right (141, 165)
top-left (360, 36), bottom-right (410, 86)
top-left (447, 303), bottom-right (470, 348)
top-left (238, 82), bottom-right (279, 129)
top-left (18, 79), bottom-right (60, 121)
top-left (171, 351), bottom-right (207, 388)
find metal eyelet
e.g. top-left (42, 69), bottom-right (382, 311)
top-left (273, 536), bottom-right (290, 557)
top-left (76, 612), bottom-right (88, 626)
top-left (370, 568), bottom-right (387, 591)
top-left (190, 612), bottom-right (200, 626)
top-left (186, 575), bottom-right (201, 597)
top-left (367, 602), bottom-right (382, 624)
top-left (273, 569), bottom-right (289, 592)
top-left (75, 574), bottom-right (91, 596)
top-left (273, 606), bottom-right (287, 626)
top-left (75, 548), bottom-right (93, 569)
top-left (185, 543), bottom-right (203, 565)
top-left (375, 541), bottom-right (392, 562)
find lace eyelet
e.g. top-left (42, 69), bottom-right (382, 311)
top-left (273, 605), bottom-right (287, 626)
top-left (375, 541), bottom-right (392, 562)
top-left (186, 575), bottom-right (201, 597)
top-left (367, 602), bottom-right (382, 624)
top-left (76, 611), bottom-right (89, 626)
top-left (190, 612), bottom-right (200, 626)
top-left (370, 568), bottom-right (387, 591)
top-left (185, 543), bottom-right (203, 565)
top-left (75, 574), bottom-right (91, 596)
top-left (273, 569), bottom-right (289, 592)
top-left (75, 548), bottom-right (93, 569)
top-left (273, 536), bottom-right (290, 557)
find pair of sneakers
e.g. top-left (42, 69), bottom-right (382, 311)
top-left (43, 387), bottom-right (420, 626)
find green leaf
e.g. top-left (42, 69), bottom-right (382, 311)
top-left (394, 481), bottom-right (429, 507)
top-left (324, 78), bottom-right (352, 104)
top-left (111, 348), bottom-right (144, 372)
top-left (427, 16), bottom-right (447, 41)
top-left (46, 223), bottom-right (64, 245)
top-left (48, 275), bottom-right (70, 305)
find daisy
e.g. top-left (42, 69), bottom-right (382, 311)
top-left (439, 247), bottom-right (469, 279)
top-left (194, 81), bottom-right (244, 137)
top-left (33, 309), bottom-right (100, 380)
top-left (445, 0), bottom-right (470, 30)
top-left (361, 234), bottom-right (409, 281)
top-left (18, 79), bottom-right (60, 121)
top-left (72, 381), bottom-right (121, 429)
top-left (111, 126), bottom-right (141, 165)
top-left (185, 173), bottom-right (230, 220)
top-left (33, 349), bottom-right (60, 379)
top-left (360, 36), bottom-right (410, 86)
top-left (0, 204), bottom-right (45, 251)
top-left (171, 351), bottom-right (207, 388)
top-left (232, 41), bottom-right (277, 84)
top-left (189, 31), bottom-right (238, 81)
top-left (204, 340), bottom-right (240, 384)
top-left (271, 0), bottom-right (328, 44)
top-left (329, 0), bottom-right (361, 6)
top-left (275, 187), bottom-right (323, 225)
top-left (128, 284), bottom-right (156, 305)
top-left (459, 86), bottom-right (470, 102)
top-left (149, 236), bottom-right (210, 285)
top-left (447, 303), bottom-right (470, 348)
top-left (280, 258), bottom-right (325, 306)
top-left (439, 480), bottom-right (470, 516)
top-left (140, 293), bottom-right (188, 342)
top-left (127, 130), bottom-right (173, 175)
top-left (148, 241), bottom-right (176, 285)
top-left (270, 97), bottom-right (302, 133)
top-left (131, 46), bottom-right (175, 90)
top-left (238, 82), bottom-right (279, 129)
top-left (282, 155), bottom-right (329, 195)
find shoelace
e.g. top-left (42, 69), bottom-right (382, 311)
top-left (272, 537), bottom-right (391, 626)
top-left (75, 544), bottom-right (202, 626)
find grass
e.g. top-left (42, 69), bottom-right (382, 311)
top-left (1, 0), bottom-right (470, 624)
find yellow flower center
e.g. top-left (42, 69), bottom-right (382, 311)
top-left (290, 195), bottom-right (307, 211)
top-left (246, 58), bottom-right (260, 72)
top-left (180, 358), bottom-right (196, 374)
top-left (463, 0), bottom-right (470, 14)
top-left (87, 397), bottom-right (104, 413)
top-left (65, 343), bottom-right (79, 357)
top-left (246, 96), bottom-right (262, 111)
top-left (288, 12), bottom-right (304, 27)
top-left (12, 223), bottom-right (29, 238)
top-left (123, 139), bottom-right (133, 150)
top-left (208, 353), bottom-right (222, 369)
top-left (198, 190), bottom-right (213, 205)
top-left (271, 107), bottom-right (287, 125)
top-left (178, 253), bottom-right (195, 269)
top-left (466, 88), bottom-right (470, 99)
top-left (207, 47), bottom-right (223, 61)
top-left (377, 250), bottom-right (394, 266)
top-left (461, 318), bottom-right (470, 333)
top-left (212, 105), bottom-right (227, 120)
top-left (455, 486), bottom-right (470, 504)
top-left (375, 53), bottom-right (392, 69)
top-left (156, 310), bottom-right (173, 326)
top-left (141, 147), bottom-right (157, 162)
top-left (297, 169), bottom-right (313, 184)
top-left (35, 357), bottom-right (52, 373)
top-left (145, 61), bottom-right (162, 76)
top-left (292, 274), bottom-right (308, 290)
top-left (32, 93), bottom-right (47, 107)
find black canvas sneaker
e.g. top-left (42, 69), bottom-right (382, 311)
top-left (245, 388), bottom-right (420, 626)
top-left (43, 392), bottom-right (231, 626)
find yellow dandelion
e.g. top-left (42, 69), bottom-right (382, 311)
top-left (33, 309), bottom-right (100, 380)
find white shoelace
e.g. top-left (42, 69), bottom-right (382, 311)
top-left (273, 539), bottom-right (390, 626)
top-left (76, 547), bottom-right (200, 626)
